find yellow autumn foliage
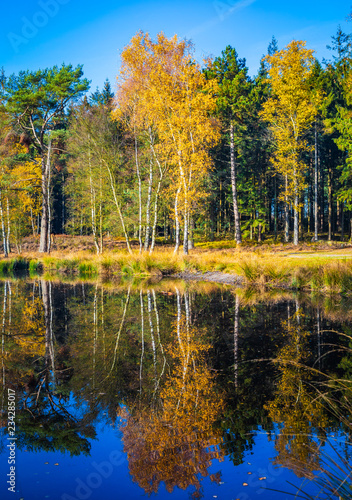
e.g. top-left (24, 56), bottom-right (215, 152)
top-left (115, 31), bottom-right (220, 236)
top-left (261, 40), bottom-right (323, 210)
top-left (118, 315), bottom-right (224, 495)
top-left (265, 313), bottom-right (328, 478)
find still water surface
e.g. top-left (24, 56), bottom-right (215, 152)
top-left (0, 278), bottom-right (351, 500)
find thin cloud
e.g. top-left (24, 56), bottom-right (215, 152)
top-left (186, 0), bottom-right (257, 38)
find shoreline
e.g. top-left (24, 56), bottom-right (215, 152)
top-left (169, 271), bottom-right (244, 286)
top-left (0, 247), bottom-right (352, 293)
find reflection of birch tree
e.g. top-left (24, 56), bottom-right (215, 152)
top-left (265, 312), bottom-right (327, 477)
top-left (118, 289), bottom-right (224, 496)
top-left (234, 294), bottom-right (239, 389)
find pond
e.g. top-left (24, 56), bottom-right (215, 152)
top-left (0, 278), bottom-right (352, 500)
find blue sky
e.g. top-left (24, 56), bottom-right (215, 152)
top-left (1, 0), bottom-right (351, 94)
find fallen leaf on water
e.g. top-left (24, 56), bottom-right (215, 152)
top-left (242, 482), bottom-right (248, 486)
top-left (248, 472), bottom-right (252, 474)
top-left (54, 463), bottom-right (59, 466)
top-left (259, 477), bottom-right (267, 480)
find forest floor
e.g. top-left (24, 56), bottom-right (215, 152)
top-left (17, 234), bottom-right (352, 255)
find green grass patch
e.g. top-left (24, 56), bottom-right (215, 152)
top-left (78, 262), bottom-right (98, 277)
top-left (196, 240), bottom-right (237, 250)
top-left (0, 257), bottom-right (29, 276)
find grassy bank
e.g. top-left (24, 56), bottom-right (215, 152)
top-left (1, 246), bottom-right (352, 293)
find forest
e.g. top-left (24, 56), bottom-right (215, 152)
top-left (1, 24), bottom-right (352, 256)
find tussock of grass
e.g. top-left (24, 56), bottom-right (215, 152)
top-left (0, 256), bottom-right (29, 276)
top-left (1, 247), bottom-right (352, 294)
top-left (196, 240), bottom-right (237, 250)
top-left (78, 261), bottom-right (98, 277)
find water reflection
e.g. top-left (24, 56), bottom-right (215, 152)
top-left (0, 278), bottom-right (351, 498)
top-left (118, 289), bottom-right (224, 497)
top-left (265, 311), bottom-right (327, 479)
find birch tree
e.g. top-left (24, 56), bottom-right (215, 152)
top-left (115, 32), bottom-right (220, 254)
top-left (67, 99), bottom-right (132, 253)
top-left (261, 41), bottom-right (322, 245)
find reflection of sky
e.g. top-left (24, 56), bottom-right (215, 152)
top-left (0, 284), bottom-right (351, 499)
top-left (1, 0), bottom-right (350, 91)
top-left (0, 413), bottom-right (332, 500)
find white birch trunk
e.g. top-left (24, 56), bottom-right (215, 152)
top-left (135, 134), bottom-right (143, 254)
top-left (230, 122), bottom-right (242, 244)
top-left (314, 123), bottom-right (319, 242)
top-left (0, 190), bottom-right (7, 257)
top-left (144, 157), bottom-right (153, 251)
top-left (174, 185), bottom-right (181, 254)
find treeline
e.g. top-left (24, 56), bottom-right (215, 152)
top-left (1, 22), bottom-right (352, 255)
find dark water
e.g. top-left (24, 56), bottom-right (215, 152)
top-left (1, 279), bottom-right (352, 500)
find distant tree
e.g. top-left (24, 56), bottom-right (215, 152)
top-left (206, 46), bottom-right (252, 244)
top-left (323, 26), bottom-right (352, 240)
top-left (90, 79), bottom-right (114, 107)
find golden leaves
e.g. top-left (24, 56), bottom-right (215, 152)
top-left (260, 40), bottom-right (324, 201)
top-left (114, 31), bottom-right (220, 218)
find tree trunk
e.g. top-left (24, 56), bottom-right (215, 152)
top-left (39, 157), bottom-right (50, 252)
top-left (188, 217), bottom-right (195, 249)
top-left (106, 162), bottom-right (132, 254)
top-left (39, 140), bottom-right (52, 253)
top-left (30, 207), bottom-right (36, 237)
top-left (62, 171), bottom-right (65, 234)
top-left (150, 168), bottom-right (163, 254)
top-left (0, 190), bottom-right (8, 257)
top-left (293, 197), bottom-right (299, 245)
top-left (341, 202), bottom-right (344, 241)
top-left (183, 200), bottom-right (189, 255)
top-left (6, 197), bottom-right (10, 254)
top-left (328, 163), bottom-right (332, 242)
top-left (99, 165), bottom-right (103, 253)
top-left (144, 157), bottom-right (153, 251)
top-left (314, 123), bottom-right (319, 241)
top-left (230, 122), bottom-right (242, 244)
top-left (89, 172), bottom-right (100, 255)
top-left (274, 177), bottom-right (278, 240)
top-left (135, 135), bottom-right (143, 254)
top-left (174, 185), bottom-right (181, 254)
top-left (284, 176), bottom-right (289, 243)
